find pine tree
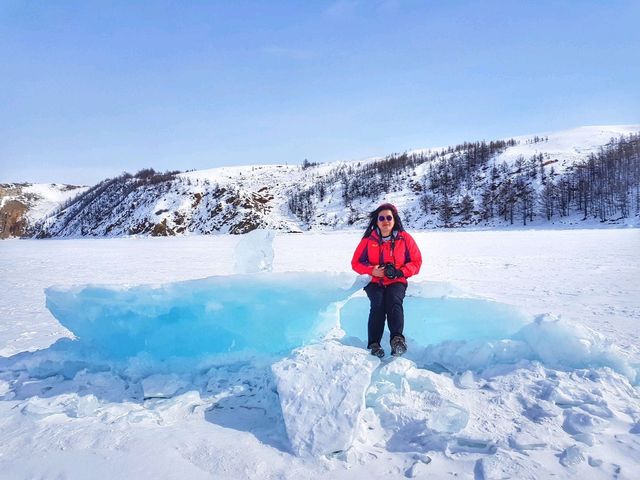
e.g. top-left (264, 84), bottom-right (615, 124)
top-left (540, 179), bottom-right (556, 220)
top-left (459, 194), bottom-right (475, 223)
top-left (439, 194), bottom-right (453, 227)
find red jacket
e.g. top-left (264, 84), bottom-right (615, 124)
top-left (351, 230), bottom-right (422, 286)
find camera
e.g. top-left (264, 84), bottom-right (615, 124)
top-left (383, 263), bottom-right (403, 279)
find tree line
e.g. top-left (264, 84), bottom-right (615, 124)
top-left (288, 134), bottom-right (640, 227)
top-left (30, 168), bottom-right (182, 237)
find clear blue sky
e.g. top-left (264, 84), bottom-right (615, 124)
top-left (1, 0), bottom-right (639, 185)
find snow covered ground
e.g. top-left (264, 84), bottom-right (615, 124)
top-left (1, 229), bottom-right (639, 479)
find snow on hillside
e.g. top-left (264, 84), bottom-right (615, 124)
top-left (179, 164), bottom-right (306, 231)
top-left (494, 125), bottom-right (640, 174)
top-left (406, 125), bottom-right (640, 170)
top-left (221, 124), bottom-right (640, 232)
top-left (0, 183), bottom-right (86, 221)
top-left (13, 124), bottom-right (640, 239)
top-left (0, 182), bottom-right (87, 239)
top-left (21, 183), bottom-right (88, 222)
top-left (0, 229), bottom-right (638, 479)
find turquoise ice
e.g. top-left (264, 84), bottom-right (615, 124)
top-left (43, 273), bottom-right (637, 384)
top-left (340, 294), bottom-right (529, 345)
top-left (45, 274), bottom-right (529, 361)
top-left (45, 272), bottom-right (360, 359)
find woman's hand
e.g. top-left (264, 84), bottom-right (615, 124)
top-left (372, 265), bottom-right (385, 278)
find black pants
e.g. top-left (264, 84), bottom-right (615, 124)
top-left (364, 282), bottom-right (407, 348)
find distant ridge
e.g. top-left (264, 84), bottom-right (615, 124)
top-left (2, 125), bottom-right (638, 239)
top-left (0, 183), bottom-right (87, 239)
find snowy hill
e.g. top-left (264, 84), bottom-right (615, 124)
top-left (15, 124), bottom-right (640, 238)
top-left (0, 183), bottom-right (87, 238)
top-left (490, 125), bottom-right (640, 173)
top-left (31, 167), bottom-right (305, 238)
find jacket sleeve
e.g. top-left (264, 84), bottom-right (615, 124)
top-left (399, 233), bottom-right (422, 278)
top-left (351, 237), bottom-right (375, 275)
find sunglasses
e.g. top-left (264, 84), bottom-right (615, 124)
top-left (378, 215), bottom-right (393, 222)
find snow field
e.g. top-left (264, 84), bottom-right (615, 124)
top-left (0, 229), bottom-right (639, 478)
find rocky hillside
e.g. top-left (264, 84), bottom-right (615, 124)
top-left (6, 125), bottom-right (640, 239)
top-left (31, 166), bottom-right (303, 238)
top-left (0, 183), bottom-right (87, 239)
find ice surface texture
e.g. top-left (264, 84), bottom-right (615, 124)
top-left (46, 273), bottom-right (527, 362)
top-left (272, 341), bottom-right (378, 456)
top-left (341, 292), bottom-right (530, 345)
top-left (7, 272), bottom-right (636, 465)
top-left (46, 272), bottom-right (363, 359)
top-left (45, 275), bottom-right (637, 383)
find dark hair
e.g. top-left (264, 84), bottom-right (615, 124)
top-left (362, 203), bottom-right (405, 238)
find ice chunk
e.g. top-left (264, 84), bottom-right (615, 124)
top-left (428, 404), bottom-right (470, 433)
top-left (509, 431), bottom-right (548, 450)
top-left (76, 394), bottom-right (101, 417)
top-left (43, 274), bottom-right (638, 387)
top-left (233, 229), bottom-right (275, 274)
top-left (425, 338), bottom-right (533, 373)
top-left (516, 314), bottom-right (638, 382)
top-left (342, 282), bottom-right (638, 383)
top-left (456, 370), bottom-right (480, 389)
top-left (367, 358), bottom-right (469, 436)
top-left (477, 450), bottom-right (536, 480)
top-left (271, 341), bottom-right (378, 456)
top-left (45, 272), bottom-right (361, 359)
top-left (141, 374), bottom-right (189, 399)
top-left (18, 393), bottom-right (97, 419)
top-left (562, 410), bottom-right (607, 436)
top-left (340, 287), bottom-right (529, 346)
top-left (559, 445), bottom-right (585, 467)
top-left (72, 370), bottom-right (131, 402)
top-left (415, 314), bottom-right (638, 384)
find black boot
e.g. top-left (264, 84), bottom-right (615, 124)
top-left (391, 336), bottom-right (407, 356)
top-left (369, 342), bottom-right (385, 358)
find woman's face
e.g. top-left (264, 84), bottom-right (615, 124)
top-left (377, 209), bottom-right (395, 235)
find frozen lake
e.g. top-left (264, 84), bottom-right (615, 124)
top-left (2, 229), bottom-right (638, 357)
top-left (1, 228), bottom-right (639, 479)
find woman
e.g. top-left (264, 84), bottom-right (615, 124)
top-left (351, 203), bottom-right (422, 358)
